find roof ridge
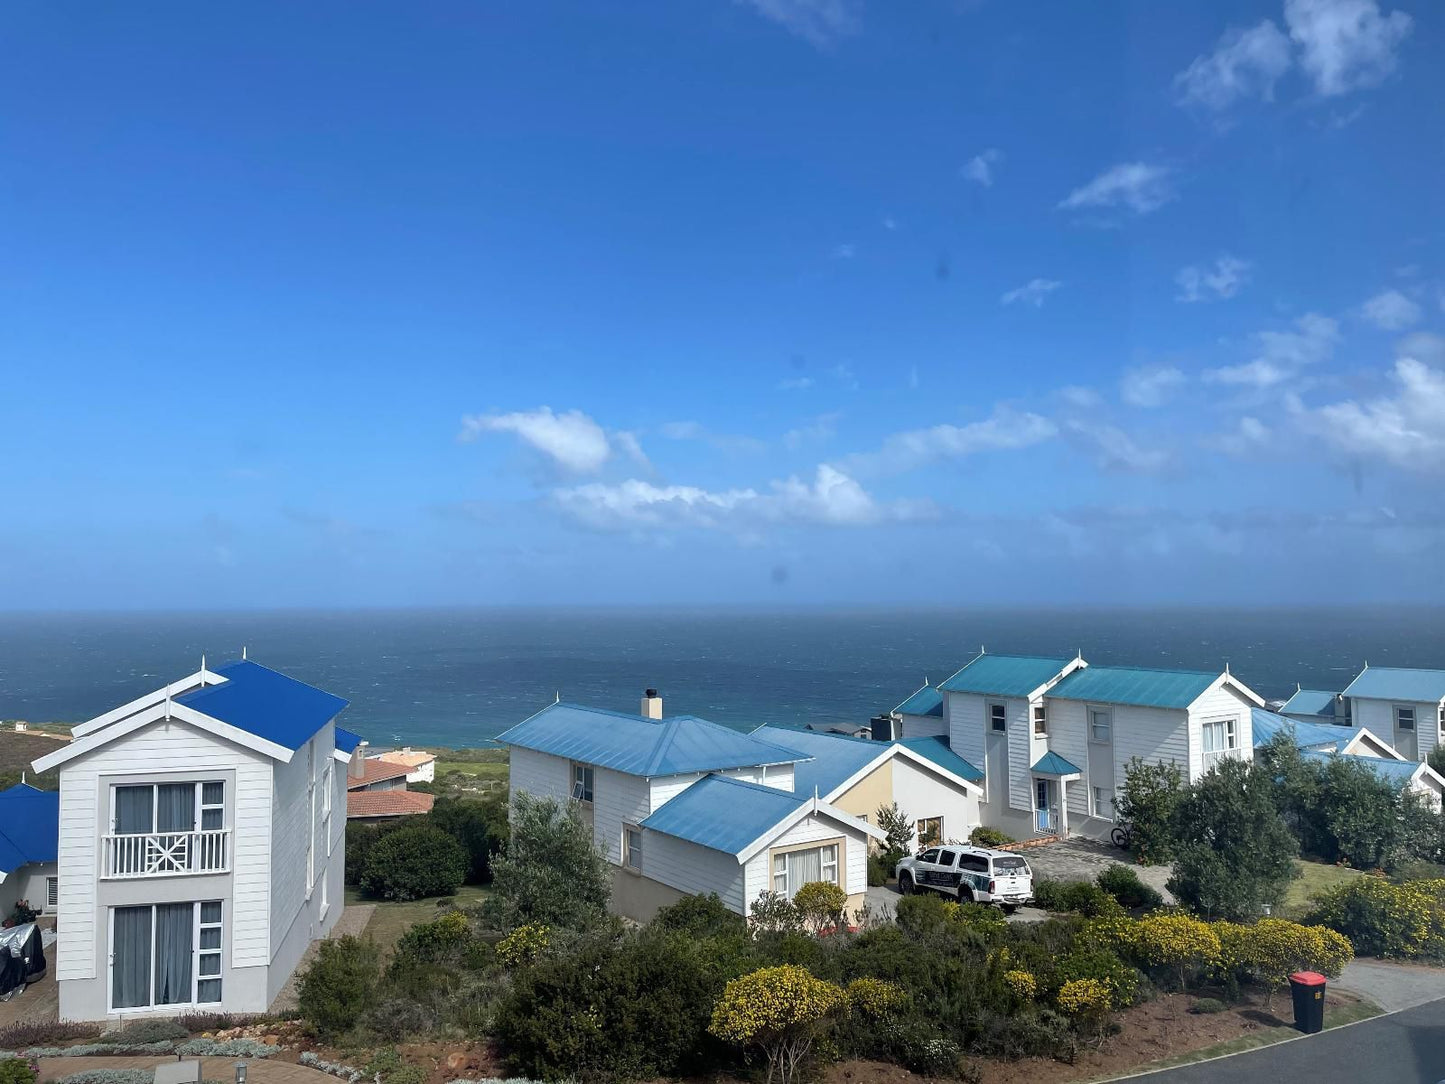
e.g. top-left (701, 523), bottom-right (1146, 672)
top-left (696, 772), bottom-right (808, 801)
top-left (644, 717), bottom-right (687, 776)
top-left (1067, 664), bottom-right (1217, 676)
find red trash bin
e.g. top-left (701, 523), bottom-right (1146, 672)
top-left (1288, 970), bottom-right (1327, 1033)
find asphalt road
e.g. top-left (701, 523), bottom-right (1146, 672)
top-left (1131, 996), bottom-right (1445, 1083)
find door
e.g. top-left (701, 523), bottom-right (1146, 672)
top-left (1395, 706), bottom-right (1418, 760)
top-left (1034, 779), bottom-right (1054, 833)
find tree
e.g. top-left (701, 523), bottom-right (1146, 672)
top-left (360, 824), bottom-right (469, 900)
top-left (1429, 747), bottom-right (1445, 778)
top-left (1319, 757), bottom-right (1401, 869)
top-left (1166, 758), bottom-right (1298, 920)
top-left (709, 965), bottom-right (848, 1084)
top-left (1114, 758), bottom-right (1184, 864)
top-left (875, 802), bottom-right (913, 867)
top-left (487, 792), bottom-right (611, 930)
top-left (427, 793), bottom-right (508, 883)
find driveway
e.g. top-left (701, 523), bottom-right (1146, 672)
top-left (1023, 837), bottom-right (1175, 902)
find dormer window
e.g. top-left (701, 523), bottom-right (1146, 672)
top-left (1033, 703), bottom-right (1047, 736)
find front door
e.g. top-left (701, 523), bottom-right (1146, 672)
top-left (1395, 707), bottom-right (1419, 760)
top-left (1034, 779), bottom-right (1054, 833)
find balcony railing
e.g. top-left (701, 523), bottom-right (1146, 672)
top-left (102, 829), bottom-right (231, 879)
top-left (1202, 747), bottom-right (1243, 772)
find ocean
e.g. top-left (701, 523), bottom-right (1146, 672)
top-left (1, 607), bottom-right (1441, 747)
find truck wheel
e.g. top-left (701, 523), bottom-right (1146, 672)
top-left (898, 872), bottom-right (914, 895)
top-left (958, 885), bottom-right (975, 904)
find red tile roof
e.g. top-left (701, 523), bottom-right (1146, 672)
top-left (346, 789), bottom-right (434, 819)
top-left (347, 758), bottom-right (413, 790)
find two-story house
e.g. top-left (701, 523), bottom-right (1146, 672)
top-left (1340, 666), bottom-right (1445, 764)
top-left (31, 659), bottom-right (352, 1022)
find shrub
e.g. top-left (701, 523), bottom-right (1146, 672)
top-left (1003, 969), bottom-right (1038, 1001)
top-left (297, 935), bottom-right (380, 1037)
top-left (361, 825), bottom-right (469, 902)
top-left (1305, 877), bottom-right (1445, 960)
top-left (112, 1019), bottom-right (189, 1045)
top-left (496, 923), bottom-right (551, 969)
top-left (1127, 913), bottom-right (1222, 990)
top-left (867, 854), bottom-right (890, 887)
top-left (346, 820), bottom-right (402, 887)
top-left (0, 1021), bottom-right (99, 1049)
top-left (51, 1073), bottom-right (151, 1084)
top-left (427, 794), bottom-right (507, 884)
top-left (750, 891), bottom-right (804, 935)
top-left (1055, 979), bottom-right (1114, 1045)
top-left (708, 965), bottom-right (848, 1084)
top-left (793, 881), bottom-right (848, 933)
top-left (1033, 879), bottom-right (1125, 918)
top-left (875, 1018), bottom-right (965, 1077)
top-left (0, 1061), bottom-right (36, 1084)
top-left (174, 1039), bottom-right (279, 1057)
top-left (894, 893), bottom-right (956, 937)
top-left (1055, 949), bottom-right (1139, 1008)
top-left (394, 910), bottom-right (472, 965)
top-left (969, 826), bottom-right (1013, 849)
top-left (486, 793), bottom-right (612, 931)
top-left (1115, 759), bottom-right (1184, 864)
top-left (876, 802), bottom-right (915, 870)
top-left (653, 893), bottom-right (747, 939)
top-left (1097, 865), bottom-right (1164, 910)
top-left (362, 998), bottom-right (439, 1041)
top-left (846, 977), bottom-right (908, 1019)
top-left (1192, 997), bottom-right (1227, 1014)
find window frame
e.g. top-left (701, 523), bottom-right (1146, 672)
top-left (771, 842), bottom-right (839, 898)
top-left (571, 762), bottom-right (595, 803)
top-left (1032, 702), bottom-right (1047, 736)
top-left (1092, 786), bottom-right (1114, 821)
top-left (623, 823), bottom-right (643, 872)
top-left (46, 876), bottom-right (58, 910)
top-left (1088, 707), bottom-right (1112, 744)
top-left (916, 817), bottom-right (943, 846)
top-left (108, 899), bottom-right (224, 1013)
top-left (110, 780), bottom-right (227, 836)
top-left (988, 702), bottom-right (1008, 733)
top-left (1395, 704), bottom-right (1416, 731)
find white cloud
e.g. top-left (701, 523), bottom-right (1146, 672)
top-left (962, 148), bottom-right (1003, 187)
top-left (1059, 385), bottom-right (1103, 409)
top-left (1176, 255), bottom-right (1251, 302)
top-left (1205, 312), bottom-right (1339, 388)
top-left (1058, 162), bottom-right (1175, 216)
top-left (1284, 0), bottom-right (1412, 97)
top-left (848, 408), bottom-right (1057, 475)
top-left (1121, 365), bottom-right (1187, 408)
top-left (737, 0), bottom-right (860, 47)
top-left (1205, 416), bottom-right (1272, 455)
top-left (660, 421), bottom-right (766, 455)
top-left (1065, 421), bottom-right (1172, 475)
top-left (1361, 288), bottom-right (1421, 330)
top-left (552, 464), bottom-right (930, 532)
top-left (1001, 278), bottom-right (1063, 307)
top-left (778, 376), bottom-right (814, 391)
top-left (460, 406), bottom-right (622, 474)
top-left (1300, 357), bottom-right (1445, 469)
top-left (612, 430), bottom-right (651, 470)
top-left (1174, 20), bottom-right (1294, 111)
top-left (1203, 359), bottom-right (1293, 389)
top-left (882, 215), bottom-right (898, 230)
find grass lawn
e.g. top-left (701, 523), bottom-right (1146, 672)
top-left (347, 884), bottom-right (492, 957)
top-left (436, 759), bottom-right (508, 782)
top-left (1282, 858), bottom-right (1366, 918)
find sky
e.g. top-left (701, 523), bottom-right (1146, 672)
top-left (2, 0), bottom-right (1443, 610)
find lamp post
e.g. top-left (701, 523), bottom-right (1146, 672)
top-left (234, 1062), bottom-right (248, 1084)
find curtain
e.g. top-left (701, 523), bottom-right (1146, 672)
top-left (157, 784), bottom-right (195, 833)
top-left (114, 786), bottom-right (153, 834)
top-left (112, 906), bottom-right (152, 1009)
top-left (786, 848), bottom-right (823, 895)
top-left (154, 903), bottom-right (193, 1005)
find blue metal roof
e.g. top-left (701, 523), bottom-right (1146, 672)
top-left (0, 784), bottom-right (59, 875)
top-left (939, 654), bottom-right (1073, 698)
top-left (497, 703), bottom-right (809, 778)
top-left (898, 736), bottom-right (985, 782)
top-left (752, 726), bottom-right (882, 797)
top-left (175, 661), bottom-right (349, 752)
top-left (1300, 750), bottom-right (1422, 791)
top-left (1342, 667), bottom-right (1445, 704)
top-left (1250, 709), bottom-right (1363, 753)
top-left (1047, 665), bottom-right (1218, 709)
top-left (335, 727), bottom-right (363, 754)
top-left (1031, 750), bottom-right (1082, 776)
top-left (894, 684), bottom-right (943, 718)
top-left (640, 774), bottom-right (807, 855)
top-left (1280, 689), bottom-right (1340, 719)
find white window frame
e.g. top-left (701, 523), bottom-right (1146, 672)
top-left (988, 702), bottom-right (1007, 733)
top-left (571, 762), bottom-right (595, 803)
top-left (1089, 707), bottom-right (1112, 744)
top-left (107, 900), bottom-right (224, 1014)
top-left (46, 876), bottom-right (58, 910)
top-left (322, 759), bottom-right (334, 857)
top-left (1395, 705), bottom-right (1416, 731)
top-left (771, 843), bottom-right (840, 898)
top-left (1202, 717), bottom-right (1239, 770)
top-left (1032, 702), bottom-right (1047, 736)
top-left (623, 824), bottom-right (643, 872)
top-left (306, 741), bottom-right (317, 900)
top-left (916, 817), bottom-right (942, 846)
top-left (110, 780), bottom-right (226, 834)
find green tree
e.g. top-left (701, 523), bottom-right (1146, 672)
top-left (1429, 747), bottom-right (1445, 777)
top-left (427, 793), bottom-right (508, 883)
top-left (487, 792), bottom-right (611, 930)
top-left (360, 824), bottom-right (469, 901)
top-left (1114, 758), bottom-right (1184, 864)
top-left (1319, 757), bottom-right (1401, 869)
top-left (875, 802), bottom-right (913, 868)
top-left (297, 935), bottom-right (380, 1036)
top-left (1167, 758), bottom-right (1298, 920)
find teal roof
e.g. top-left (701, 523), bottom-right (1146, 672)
top-left (939, 654), bottom-right (1073, 698)
top-left (640, 775), bottom-right (808, 854)
top-left (1300, 750), bottom-right (1423, 791)
top-left (899, 736), bottom-right (984, 783)
top-left (1280, 689), bottom-right (1340, 719)
top-left (753, 725), bottom-right (883, 797)
top-left (1031, 750), bottom-right (1082, 776)
top-left (1250, 708), bottom-right (1364, 754)
top-left (497, 702), bottom-right (809, 777)
top-left (1343, 667), bottom-right (1445, 704)
top-left (1047, 665), bottom-right (1219, 709)
top-left (894, 684), bottom-right (943, 718)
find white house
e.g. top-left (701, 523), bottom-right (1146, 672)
top-left (890, 683), bottom-right (946, 740)
top-left (0, 784), bottom-right (60, 919)
top-left (940, 653), bottom-right (1263, 843)
top-left (1340, 666), bottom-right (1445, 764)
top-left (1279, 687), bottom-right (1350, 728)
top-left (497, 692), bottom-right (887, 922)
top-left (378, 748), bottom-right (436, 784)
top-left (31, 659), bottom-right (352, 1022)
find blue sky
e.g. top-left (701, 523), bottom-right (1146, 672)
top-left (3, 0), bottom-right (1443, 609)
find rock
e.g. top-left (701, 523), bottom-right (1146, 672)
top-left (444, 1052), bottom-right (469, 1071)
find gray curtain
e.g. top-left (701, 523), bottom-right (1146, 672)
top-left (114, 786), bottom-right (152, 834)
top-left (154, 903), bottom-right (193, 1005)
top-left (157, 784), bottom-right (195, 833)
top-left (112, 906), bottom-right (152, 1009)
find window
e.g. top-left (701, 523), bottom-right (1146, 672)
top-left (112, 781), bottom-right (225, 835)
top-left (992, 856), bottom-right (1027, 874)
top-left (46, 876), bottom-right (58, 909)
top-left (1089, 708), bottom-right (1112, 743)
top-left (623, 824), bottom-right (643, 871)
top-left (989, 703), bottom-right (1007, 732)
top-left (917, 848), bottom-right (940, 864)
top-left (936, 849), bottom-right (956, 867)
top-left (110, 900), bottom-right (223, 1011)
top-left (1202, 718), bottom-right (1239, 769)
top-left (306, 744), bottom-right (317, 898)
top-left (1033, 703), bottom-right (1047, 736)
top-left (321, 760), bottom-right (334, 856)
top-left (1395, 705), bottom-right (1416, 731)
top-left (959, 853), bottom-right (988, 873)
top-left (571, 763), bottom-right (595, 802)
top-left (917, 817), bottom-right (942, 845)
top-left (1093, 786), bottom-right (1114, 820)
top-left (771, 843), bottom-right (838, 898)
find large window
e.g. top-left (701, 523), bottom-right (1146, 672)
top-left (571, 763), bottom-right (595, 802)
top-left (771, 843), bottom-right (839, 898)
top-left (989, 703), bottom-right (1007, 732)
top-left (1093, 786), bottom-right (1114, 820)
top-left (112, 781), bottom-right (225, 835)
top-left (1089, 708), bottom-right (1112, 743)
top-left (916, 817), bottom-right (942, 845)
top-left (111, 900), bottom-right (223, 1011)
top-left (1202, 718), bottom-right (1239, 769)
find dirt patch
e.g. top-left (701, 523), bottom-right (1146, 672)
top-left (285, 1035), bottom-right (503, 1084)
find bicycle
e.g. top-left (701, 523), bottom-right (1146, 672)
top-left (1109, 822), bottom-right (1132, 850)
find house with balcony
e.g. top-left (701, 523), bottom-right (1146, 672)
top-left (31, 659), bottom-right (351, 1022)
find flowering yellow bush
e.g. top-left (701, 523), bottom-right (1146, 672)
top-left (496, 922), bottom-right (550, 968)
top-left (793, 881), bottom-right (849, 933)
top-left (1003, 969), bottom-right (1038, 1001)
top-left (710, 966), bottom-right (848, 1084)
top-left (846, 977), bottom-right (908, 1018)
top-left (1056, 978), bottom-right (1112, 1018)
top-left (1129, 913), bottom-right (1221, 988)
top-left (1307, 876), bottom-right (1445, 960)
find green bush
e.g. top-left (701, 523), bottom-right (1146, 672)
top-left (346, 820), bottom-right (401, 886)
top-left (427, 795), bottom-right (508, 884)
top-left (749, 891), bottom-right (803, 935)
top-left (0, 1060), bottom-right (37, 1084)
top-left (1192, 997), bottom-right (1227, 1014)
top-left (1054, 948), bottom-right (1139, 1008)
top-left (1305, 877), bottom-right (1445, 959)
top-left (969, 826), bottom-right (1013, 848)
top-left (867, 854), bottom-right (890, 886)
top-left (793, 881), bottom-right (848, 932)
top-left (1097, 865), bottom-right (1164, 910)
top-left (360, 825), bottom-right (469, 901)
top-left (652, 893), bottom-right (747, 939)
top-left (1116, 759), bottom-right (1184, 864)
top-left (297, 935), bottom-right (381, 1037)
top-left (50, 1073), bottom-right (150, 1084)
top-left (486, 793), bottom-right (612, 931)
top-left (1033, 879), bottom-right (1124, 918)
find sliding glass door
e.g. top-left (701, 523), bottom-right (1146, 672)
top-left (110, 901), bottom-right (222, 1011)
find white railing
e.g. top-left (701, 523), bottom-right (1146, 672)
top-left (1202, 747), bottom-right (1243, 772)
top-left (102, 830), bottom-right (231, 878)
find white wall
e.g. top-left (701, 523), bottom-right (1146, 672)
top-left (741, 813), bottom-right (869, 907)
top-left (891, 758), bottom-right (979, 846)
top-left (947, 692), bottom-right (986, 794)
top-left (592, 767), bottom-right (649, 866)
top-left (899, 713), bottom-right (947, 740)
top-left (1187, 683), bottom-right (1255, 781)
top-left (650, 763), bottom-right (794, 813)
top-left (508, 747), bottom-right (571, 804)
top-left (0, 862), bottom-right (58, 921)
top-left (1353, 697), bottom-right (1439, 763)
top-left (640, 832), bottom-right (746, 912)
top-left (1046, 699), bottom-right (1189, 828)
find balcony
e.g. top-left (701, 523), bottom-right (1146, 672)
top-left (102, 829), bottom-right (231, 879)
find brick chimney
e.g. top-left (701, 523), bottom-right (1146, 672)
top-left (641, 688), bottom-right (663, 720)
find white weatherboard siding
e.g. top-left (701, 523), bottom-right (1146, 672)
top-left (900, 713), bottom-right (947, 740)
top-left (890, 758), bottom-right (979, 846)
top-left (1353, 698), bottom-right (1440, 763)
top-left (508, 747), bottom-right (571, 804)
top-left (742, 814), bottom-right (869, 906)
top-left (593, 767), bottom-right (649, 865)
top-left (650, 774), bottom-right (701, 812)
top-left (1187, 684), bottom-right (1255, 780)
top-left (947, 693), bottom-right (986, 796)
top-left (651, 765), bottom-right (795, 813)
top-left (1004, 697), bottom-right (1032, 814)
top-left (1047, 701), bottom-right (1188, 823)
top-left (643, 832), bottom-right (746, 912)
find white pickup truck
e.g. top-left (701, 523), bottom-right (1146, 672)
top-left (895, 844), bottom-right (1033, 912)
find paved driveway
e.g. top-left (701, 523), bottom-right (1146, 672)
top-left (1022, 837), bottom-right (1175, 902)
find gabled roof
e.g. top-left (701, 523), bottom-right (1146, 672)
top-left (1299, 750), bottom-right (1439, 793)
top-left (894, 683), bottom-right (943, 718)
top-left (1280, 689), bottom-right (1340, 719)
top-left (0, 784), bottom-right (59, 877)
top-left (751, 726), bottom-right (884, 797)
top-left (1343, 667), bottom-right (1445, 704)
top-left (939, 654), bottom-right (1076, 699)
top-left (175, 660), bottom-right (349, 751)
top-left (1251, 709), bottom-right (1405, 762)
top-left (346, 789), bottom-right (435, 818)
top-left (1031, 750), bottom-right (1082, 776)
top-left (496, 702), bottom-right (809, 778)
top-left (1047, 665), bottom-right (1260, 710)
top-left (335, 728), bottom-right (364, 754)
top-left (898, 736), bottom-right (985, 783)
top-left (348, 759), bottom-right (412, 790)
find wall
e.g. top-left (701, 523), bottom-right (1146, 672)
top-left (591, 767), bottom-right (649, 866)
top-left (0, 861), bottom-right (58, 921)
top-left (890, 757), bottom-right (980, 846)
top-left (899, 713), bottom-right (947, 740)
top-left (1186, 683), bottom-right (1255, 782)
top-left (508, 747), bottom-right (571, 804)
top-left (1353, 697), bottom-right (1439, 763)
top-left (830, 760), bottom-right (892, 832)
top-left (636, 830), bottom-right (746, 912)
top-left (742, 813), bottom-right (868, 912)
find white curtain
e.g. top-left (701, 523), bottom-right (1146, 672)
top-left (785, 848), bottom-right (823, 895)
